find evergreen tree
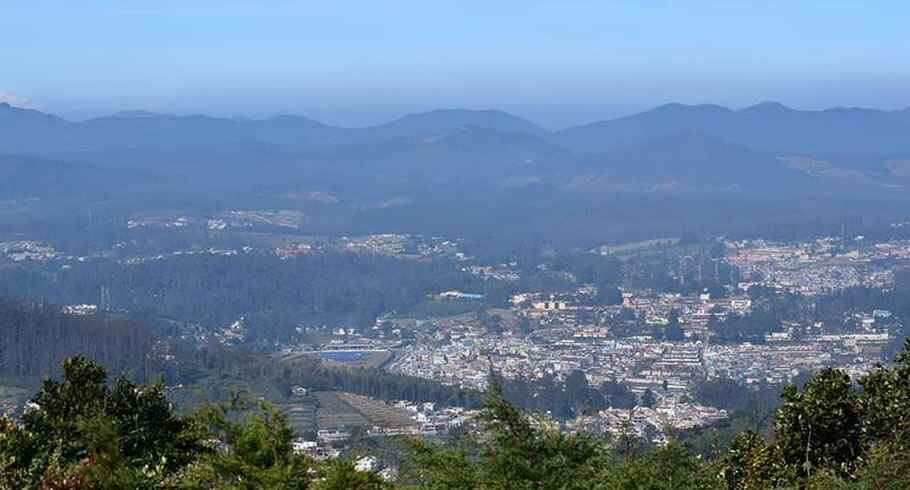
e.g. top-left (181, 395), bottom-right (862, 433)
top-left (0, 356), bottom-right (204, 489)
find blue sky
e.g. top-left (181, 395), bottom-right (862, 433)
top-left (2, 0), bottom-right (908, 128)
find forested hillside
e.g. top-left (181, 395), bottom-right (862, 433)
top-left (0, 299), bottom-right (157, 384)
top-left (0, 253), bottom-right (509, 335)
top-left (0, 297), bottom-right (480, 410)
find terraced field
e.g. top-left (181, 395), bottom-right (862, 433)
top-left (337, 393), bottom-right (415, 428)
top-left (313, 391), bottom-right (416, 431)
top-left (281, 393), bottom-right (318, 436)
top-left (315, 391), bottom-right (371, 429)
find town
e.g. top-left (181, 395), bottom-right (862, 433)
top-left (2, 224), bottom-right (908, 452)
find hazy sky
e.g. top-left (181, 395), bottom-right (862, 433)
top-left (3, 0), bottom-right (908, 128)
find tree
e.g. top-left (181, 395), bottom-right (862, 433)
top-left (179, 400), bottom-right (316, 489)
top-left (0, 356), bottom-right (204, 489)
top-left (565, 369), bottom-right (598, 415)
top-left (853, 441), bottom-right (910, 490)
top-left (405, 438), bottom-right (479, 490)
top-left (600, 381), bottom-right (637, 409)
top-left (595, 285), bottom-right (623, 306)
top-left (772, 368), bottom-right (863, 482)
top-left (859, 339), bottom-right (910, 449)
top-left (718, 431), bottom-right (778, 489)
top-left (641, 389), bottom-right (658, 409)
top-left (665, 309), bottom-right (686, 341)
top-left (409, 387), bottom-right (610, 489)
top-left (314, 459), bottom-right (391, 490)
top-left (710, 309), bottom-right (782, 344)
top-left (596, 442), bottom-right (717, 490)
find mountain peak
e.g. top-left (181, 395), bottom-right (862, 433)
top-left (0, 102), bottom-right (64, 123)
top-left (0, 101), bottom-right (33, 113)
top-left (380, 108), bottom-right (547, 136)
top-left (396, 108), bottom-right (530, 123)
top-left (263, 114), bottom-right (326, 126)
top-left (649, 102), bottom-right (731, 113)
top-left (740, 101), bottom-right (793, 113)
top-left (110, 110), bottom-right (175, 119)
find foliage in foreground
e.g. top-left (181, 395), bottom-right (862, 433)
top-left (0, 357), bottom-right (388, 490)
top-left (3, 342), bottom-right (910, 488)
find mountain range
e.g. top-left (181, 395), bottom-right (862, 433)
top-left (2, 100), bottom-right (909, 205)
top-left (556, 102), bottom-right (910, 157)
top-left (3, 100), bottom-right (910, 247)
top-left (5, 101), bottom-right (910, 151)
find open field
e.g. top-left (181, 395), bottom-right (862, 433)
top-left (283, 350), bottom-right (393, 369)
top-left (596, 237), bottom-right (680, 256)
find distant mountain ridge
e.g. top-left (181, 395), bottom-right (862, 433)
top-left (4, 100), bottom-right (910, 156)
top-left (555, 101), bottom-right (910, 157)
top-left (2, 101), bottom-right (909, 196)
top-left (0, 103), bottom-right (548, 154)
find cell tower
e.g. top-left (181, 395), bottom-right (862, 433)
top-left (841, 221), bottom-right (847, 250)
top-left (100, 285), bottom-right (111, 311)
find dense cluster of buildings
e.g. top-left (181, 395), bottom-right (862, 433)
top-left (388, 236), bottom-right (910, 438)
top-left (704, 339), bottom-right (885, 385)
top-left (0, 240), bottom-right (57, 262)
top-left (569, 396), bottom-right (727, 443)
top-left (727, 238), bottom-right (909, 295)
top-left (275, 233), bottom-right (465, 260)
top-left (464, 263), bottom-right (521, 282)
top-left (127, 209), bottom-right (308, 231)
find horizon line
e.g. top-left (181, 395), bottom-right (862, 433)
top-left (3, 100), bottom-right (909, 133)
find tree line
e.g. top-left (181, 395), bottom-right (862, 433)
top-left (5, 345), bottom-right (910, 488)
